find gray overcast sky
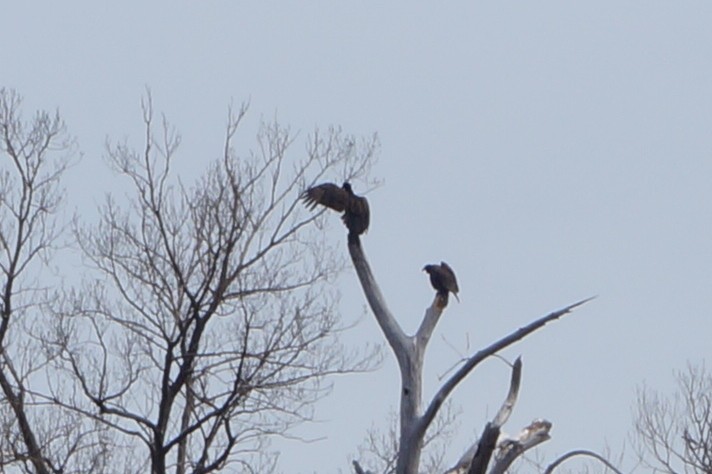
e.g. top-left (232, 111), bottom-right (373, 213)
top-left (3, 2), bottom-right (712, 472)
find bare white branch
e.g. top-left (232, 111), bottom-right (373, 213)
top-left (543, 449), bottom-right (624, 474)
top-left (417, 298), bottom-right (593, 449)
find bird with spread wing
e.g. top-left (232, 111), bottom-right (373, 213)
top-left (302, 182), bottom-right (369, 242)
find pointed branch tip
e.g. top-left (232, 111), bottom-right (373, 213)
top-left (552, 295), bottom-right (597, 318)
top-left (568, 295), bottom-right (597, 310)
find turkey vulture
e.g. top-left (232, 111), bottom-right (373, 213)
top-left (302, 182), bottom-right (369, 241)
top-left (423, 261), bottom-right (460, 305)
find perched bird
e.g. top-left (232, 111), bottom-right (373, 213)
top-left (301, 181), bottom-right (370, 242)
top-left (423, 261), bottom-right (460, 306)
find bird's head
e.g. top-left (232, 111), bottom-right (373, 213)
top-left (342, 182), bottom-right (353, 193)
top-left (423, 264), bottom-right (434, 274)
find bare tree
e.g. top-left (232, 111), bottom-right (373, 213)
top-left (344, 195), bottom-right (594, 473)
top-left (37, 94), bottom-right (380, 473)
top-left (634, 363), bottom-right (712, 474)
top-left (0, 88), bottom-right (109, 473)
top-left (0, 87), bottom-right (611, 474)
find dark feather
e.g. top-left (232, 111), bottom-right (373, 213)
top-left (423, 261), bottom-right (460, 304)
top-left (301, 183), bottom-right (349, 212)
top-left (302, 182), bottom-right (370, 238)
top-left (342, 193), bottom-right (369, 236)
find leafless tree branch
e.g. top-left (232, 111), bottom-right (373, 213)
top-left (543, 449), bottom-right (624, 474)
top-left (42, 93), bottom-right (380, 473)
top-left (0, 88), bottom-right (84, 473)
top-left (417, 297), bottom-right (593, 449)
top-left (347, 212), bottom-right (593, 474)
top-left (634, 362), bottom-right (712, 474)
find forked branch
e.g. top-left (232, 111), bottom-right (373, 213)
top-left (447, 358), bottom-right (522, 474)
top-left (489, 419), bottom-right (552, 474)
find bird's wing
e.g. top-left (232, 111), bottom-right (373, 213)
top-left (301, 183), bottom-right (349, 212)
top-left (440, 262), bottom-right (459, 293)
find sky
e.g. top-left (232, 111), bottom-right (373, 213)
top-left (3, 1), bottom-right (712, 472)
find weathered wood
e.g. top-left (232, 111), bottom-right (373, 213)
top-left (347, 239), bottom-right (408, 360)
top-left (348, 234), bottom-right (593, 474)
top-left (492, 357), bottom-right (522, 428)
top-left (489, 419), bottom-right (552, 474)
top-left (348, 239), bottom-right (422, 473)
top-left (416, 299), bottom-right (592, 448)
top-left (448, 358), bottom-right (523, 474)
top-left (467, 423), bottom-right (500, 474)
